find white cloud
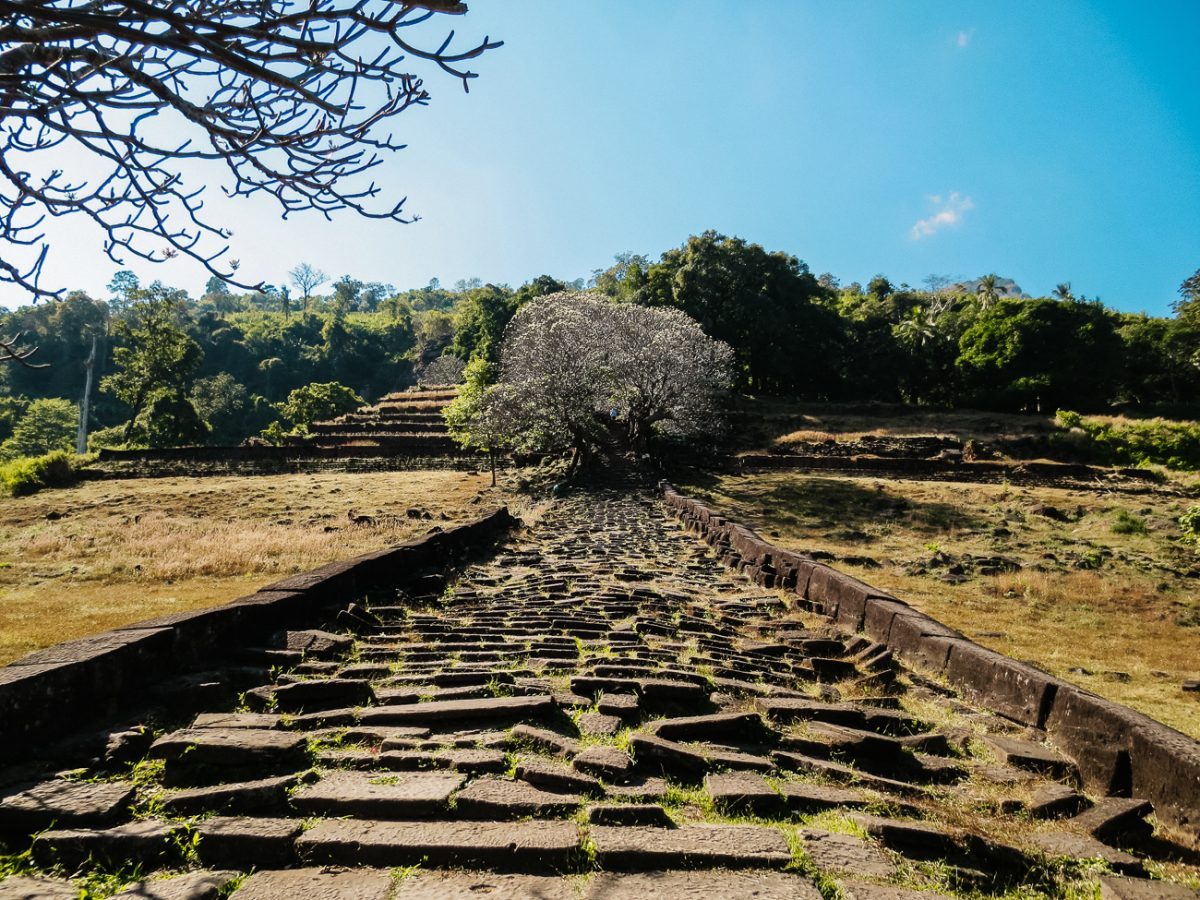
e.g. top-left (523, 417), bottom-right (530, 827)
top-left (910, 192), bottom-right (974, 240)
top-left (957, 29), bottom-right (974, 48)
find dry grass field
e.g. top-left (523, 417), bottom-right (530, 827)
top-left (680, 471), bottom-right (1200, 739)
top-left (0, 469), bottom-right (503, 664)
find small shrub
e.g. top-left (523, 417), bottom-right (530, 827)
top-left (0, 450), bottom-right (79, 497)
top-left (1055, 410), bottom-right (1200, 471)
top-left (1111, 509), bottom-right (1149, 535)
top-left (1181, 505), bottom-right (1200, 544)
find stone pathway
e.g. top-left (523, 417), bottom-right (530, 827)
top-left (1, 487), bottom-right (1196, 898)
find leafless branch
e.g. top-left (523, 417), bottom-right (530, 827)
top-left (0, 331), bottom-right (48, 367)
top-left (0, 1), bottom-right (501, 299)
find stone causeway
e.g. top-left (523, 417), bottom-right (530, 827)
top-left (0, 481), bottom-right (1198, 898)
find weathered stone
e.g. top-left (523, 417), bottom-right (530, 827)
top-left (192, 712), bottom-right (280, 729)
top-left (0, 779), bottom-right (134, 831)
top-left (573, 745), bottom-right (634, 780)
top-left (516, 759), bottom-right (604, 796)
top-left (378, 748), bottom-right (506, 775)
top-left (1098, 876), bottom-right (1200, 899)
top-left (578, 713), bottom-right (623, 737)
top-left (606, 777), bottom-right (669, 802)
top-left (849, 814), bottom-right (960, 857)
top-left (838, 882), bottom-right (951, 900)
top-left (631, 733), bottom-right (773, 777)
top-left (590, 824), bottom-right (791, 870)
top-left (246, 678), bottom-right (374, 712)
top-left (779, 782), bottom-right (867, 812)
top-left (33, 820), bottom-right (180, 868)
top-left (1028, 831), bottom-right (1145, 875)
top-left (283, 629), bottom-right (353, 658)
top-left (291, 771), bottom-right (463, 817)
top-left (356, 694), bottom-right (555, 725)
top-left (508, 724), bottom-right (581, 757)
top-left (773, 751), bottom-right (925, 796)
top-left (758, 699), bottom-right (867, 729)
top-left (587, 803), bottom-right (675, 827)
top-left (583, 871), bottom-right (823, 899)
top-left (705, 772), bottom-right (784, 817)
top-left (161, 774), bottom-right (299, 815)
top-left (194, 816), bottom-right (300, 868)
top-left (454, 777), bottom-right (580, 818)
top-left (231, 868), bottom-right (394, 900)
top-left (112, 871), bottom-right (239, 900)
top-left (0, 876), bottom-right (79, 900)
top-left (1027, 783), bottom-right (1089, 820)
top-left (597, 693), bottom-right (640, 718)
top-left (649, 712), bottom-right (772, 743)
top-left (393, 872), bottom-right (577, 898)
top-left (149, 728), bottom-right (309, 785)
top-left (1068, 797), bottom-right (1154, 842)
top-left (800, 829), bottom-right (896, 879)
top-left (980, 735), bottom-right (1078, 780)
top-left (296, 818), bottom-right (580, 871)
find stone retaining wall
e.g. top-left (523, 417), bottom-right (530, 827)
top-left (738, 454), bottom-right (1162, 485)
top-left (660, 483), bottom-right (1200, 832)
top-left (0, 508), bottom-right (515, 758)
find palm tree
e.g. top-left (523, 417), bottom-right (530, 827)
top-left (976, 273), bottom-right (1001, 311)
top-left (1052, 282), bottom-right (1074, 301)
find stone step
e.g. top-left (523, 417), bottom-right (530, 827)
top-left (295, 819), bottom-right (581, 872)
top-left (589, 824), bottom-right (792, 870)
top-left (291, 771), bottom-right (464, 818)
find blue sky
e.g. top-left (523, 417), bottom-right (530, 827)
top-left (7, 0), bottom-right (1199, 314)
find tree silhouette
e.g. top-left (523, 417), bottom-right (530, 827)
top-left (0, 2), bottom-right (501, 298)
top-left (1053, 282), bottom-right (1074, 301)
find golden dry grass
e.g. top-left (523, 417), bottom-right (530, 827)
top-left (680, 471), bottom-right (1200, 738)
top-left (0, 469), bottom-right (503, 663)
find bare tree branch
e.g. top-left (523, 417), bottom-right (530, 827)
top-left (0, 331), bottom-right (48, 367)
top-left (0, 1), bottom-right (501, 299)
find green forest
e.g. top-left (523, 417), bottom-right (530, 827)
top-left (2, 230), bottom-right (1199, 461)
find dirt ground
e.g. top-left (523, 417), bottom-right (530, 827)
top-left (0, 470), bottom-right (503, 664)
top-left (679, 471), bottom-right (1200, 739)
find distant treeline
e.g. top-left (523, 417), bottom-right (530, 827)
top-left (1, 230), bottom-right (1198, 452)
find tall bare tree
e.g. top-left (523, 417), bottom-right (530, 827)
top-left (289, 263), bottom-right (329, 312)
top-left (0, 2), bottom-right (501, 299)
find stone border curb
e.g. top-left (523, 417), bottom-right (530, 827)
top-left (660, 482), bottom-right (1199, 832)
top-left (0, 508), bottom-right (516, 757)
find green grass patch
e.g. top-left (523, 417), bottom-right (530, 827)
top-left (0, 450), bottom-right (82, 497)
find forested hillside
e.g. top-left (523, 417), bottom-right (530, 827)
top-left (2, 232), bottom-right (1198, 458)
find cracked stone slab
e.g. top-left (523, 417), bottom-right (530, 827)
top-left (291, 771), bottom-right (464, 817)
top-left (295, 818), bottom-right (581, 871)
top-left (583, 871), bottom-right (823, 899)
top-left (0, 779), bottom-right (134, 831)
top-left (590, 824), bottom-right (792, 870)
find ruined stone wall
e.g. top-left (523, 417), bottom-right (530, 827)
top-left (0, 509), bottom-right (515, 757)
top-left (660, 482), bottom-right (1200, 832)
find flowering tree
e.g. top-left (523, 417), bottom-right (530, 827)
top-left (448, 292), bottom-right (733, 469)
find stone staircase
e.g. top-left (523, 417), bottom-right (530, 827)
top-left (292, 388), bottom-right (461, 455)
top-left (0, 489), bottom-right (1195, 898)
